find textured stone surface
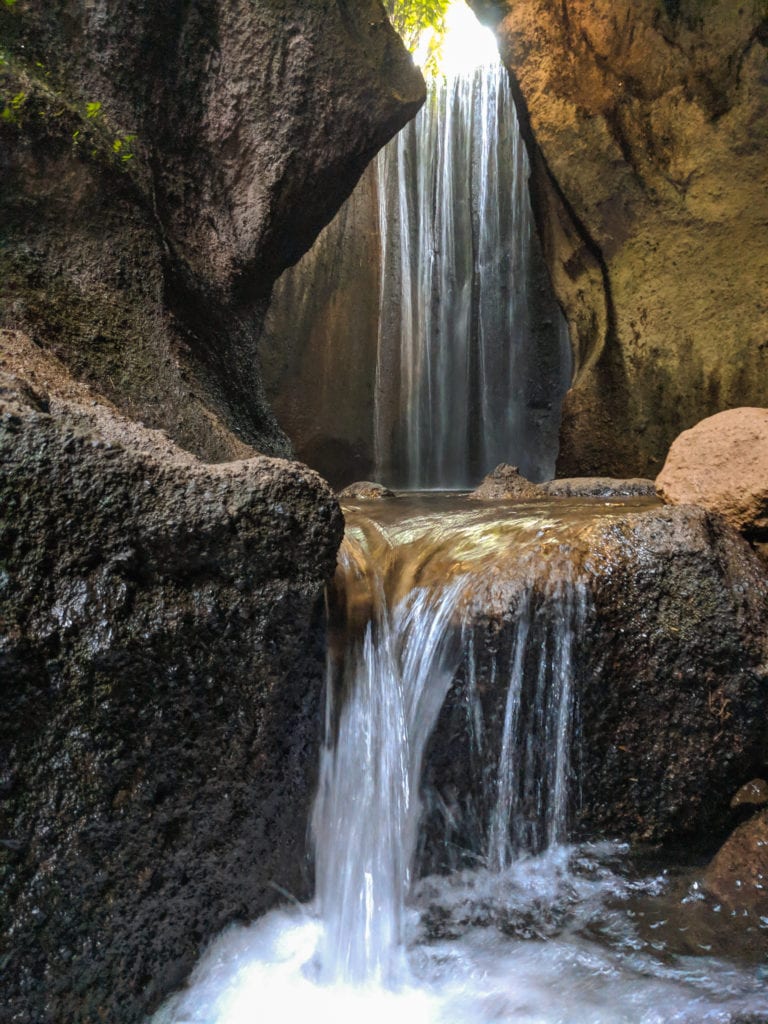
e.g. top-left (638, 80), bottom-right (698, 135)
top-left (338, 481), bottom-right (396, 500)
top-left (540, 477), bottom-right (656, 498)
top-left (656, 408), bottom-right (768, 537)
top-left (704, 810), bottom-right (768, 913)
top-left (470, 0), bottom-right (768, 477)
top-left (731, 779), bottom-right (768, 810)
top-left (0, 0), bottom-right (424, 462)
top-left (423, 504), bottom-right (768, 853)
top-left (470, 463), bottom-right (545, 499)
top-left (261, 169), bottom-right (383, 487)
top-left (471, 464), bottom-right (656, 499)
top-left (0, 339), bottom-right (344, 1024)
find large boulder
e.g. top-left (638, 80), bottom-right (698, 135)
top-left (656, 407), bottom-right (768, 537)
top-left (0, 0), bottom-right (424, 461)
top-left (0, 337), bottom-right (344, 1023)
top-left (470, 0), bottom-right (768, 478)
top-left (421, 503), bottom-right (768, 862)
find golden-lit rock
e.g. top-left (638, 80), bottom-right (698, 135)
top-left (656, 407), bottom-right (768, 537)
top-left (471, 0), bottom-right (768, 478)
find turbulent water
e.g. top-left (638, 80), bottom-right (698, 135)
top-left (374, 65), bottom-right (571, 488)
top-left (154, 494), bottom-right (768, 1024)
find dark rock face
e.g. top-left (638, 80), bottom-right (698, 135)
top-left (576, 506), bottom-right (768, 844)
top-left (0, 338), bottom-right (344, 1023)
top-left (0, 0), bottom-right (424, 461)
top-left (422, 505), bottom-right (768, 860)
top-left (470, 0), bottom-right (768, 478)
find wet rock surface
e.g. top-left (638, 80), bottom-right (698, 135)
top-left (471, 464), bottom-right (657, 500)
top-left (422, 503), bottom-right (768, 857)
top-left (704, 810), bottom-right (768, 914)
top-left (471, 464), bottom-right (549, 499)
top-left (471, 0), bottom-right (768, 478)
top-left (731, 779), bottom-right (768, 810)
top-left (657, 408), bottom-right (768, 538)
top-left (0, 344), bottom-right (344, 1023)
top-left (338, 481), bottom-right (396, 501)
top-left (540, 477), bottom-right (656, 498)
top-left (0, 0), bottom-right (423, 461)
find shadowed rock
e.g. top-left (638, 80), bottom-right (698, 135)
top-left (0, 352), bottom-right (344, 1020)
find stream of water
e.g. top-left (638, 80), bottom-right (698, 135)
top-left (374, 64), bottom-right (571, 488)
top-left (154, 494), bottom-right (768, 1024)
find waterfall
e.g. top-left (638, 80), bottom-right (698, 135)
top-left (154, 493), bottom-right (768, 1024)
top-left (312, 496), bottom-right (589, 983)
top-left (374, 63), bottom-right (559, 488)
top-left (262, 63), bottom-right (571, 489)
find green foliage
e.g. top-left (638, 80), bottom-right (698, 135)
top-left (388, 0), bottom-right (451, 76)
top-left (0, 53), bottom-right (139, 171)
top-left (1, 87), bottom-right (24, 123)
top-left (1, 0), bottom-right (18, 8)
top-left (72, 103), bottom-right (138, 165)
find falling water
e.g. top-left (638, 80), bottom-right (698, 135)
top-left (374, 64), bottom-right (570, 488)
top-left (154, 494), bottom-right (768, 1024)
top-left (262, 62), bottom-right (571, 489)
top-left (313, 497), bottom-right (590, 980)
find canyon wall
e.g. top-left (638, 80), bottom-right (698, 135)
top-left (471, 0), bottom-right (768, 476)
top-left (0, 3), bottom-right (423, 1021)
top-left (0, 0), bottom-right (423, 461)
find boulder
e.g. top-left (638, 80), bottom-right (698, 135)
top-left (704, 810), bottom-right (768, 914)
top-left (422, 503), bottom-right (768, 858)
top-left (338, 481), bottom-right (396, 501)
top-left (0, 346), bottom-right (344, 1023)
top-left (471, 466), bottom-right (657, 501)
top-left (471, 464), bottom-right (545, 500)
top-left (656, 408), bottom-right (768, 537)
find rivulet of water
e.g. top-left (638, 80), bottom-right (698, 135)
top-left (153, 495), bottom-right (768, 1024)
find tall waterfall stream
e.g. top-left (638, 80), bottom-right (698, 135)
top-left (155, 495), bottom-right (768, 1024)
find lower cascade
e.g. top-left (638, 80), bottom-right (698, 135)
top-left (155, 495), bottom-right (768, 1024)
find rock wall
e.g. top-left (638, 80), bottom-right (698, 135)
top-left (0, 3), bottom-right (424, 1020)
top-left (0, 0), bottom-right (424, 462)
top-left (260, 169), bottom-right (383, 487)
top-left (470, 0), bottom-right (768, 476)
top-left (0, 331), bottom-right (344, 1023)
top-left (421, 504), bottom-right (768, 863)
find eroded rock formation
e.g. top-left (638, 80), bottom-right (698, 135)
top-left (422, 504), bottom-right (768, 855)
top-left (0, 332), bottom-right (344, 1022)
top-left (0, 0), bottom-right (423, 461)
top-left (470, 0), bottom-right (768, 476)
